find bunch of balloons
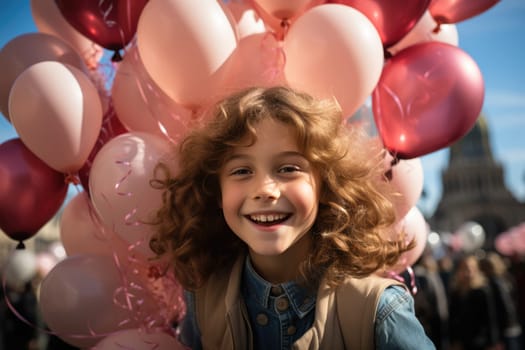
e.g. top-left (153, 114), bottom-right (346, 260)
top-left (0, 0), bottom-right (499, 347)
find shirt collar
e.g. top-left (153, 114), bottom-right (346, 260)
top-left (242, 256), bottom-right (316, 318)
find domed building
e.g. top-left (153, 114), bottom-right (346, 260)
top-left (429, 114), bottom-right (525, 250)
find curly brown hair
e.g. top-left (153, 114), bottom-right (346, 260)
top-left (150, 86), bottom-right (412, 290)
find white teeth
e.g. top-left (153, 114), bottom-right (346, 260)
top-left (250, 213), bottom-right (287, 223)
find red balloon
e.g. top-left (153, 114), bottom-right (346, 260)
top-left (328, 0), bottom-right (431, 47)
top-left (429, 0), bottom-right (500, 24)
top-left (78, 101), bottom-right (128, 194)
top-left (0, 139), bottom-right (68, 244)
top-left (55, 0), bottom-right (149, 57)
top-left (372, 42), bottom-right (484, 159)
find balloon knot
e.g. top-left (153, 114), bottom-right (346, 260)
top-left (278, 19), bottom-right (290, 41)
top-left (432, 22), bottom-right (442, 34)
top-left (65, 173), bottom-right (81, 185)
top-left (111, 50), bottom-right (123, 62)
top-left (16, 241), bottom-right (25, 250)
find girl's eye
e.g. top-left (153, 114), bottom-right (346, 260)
top-left (279, 165), bottom-right (301, 173)
top-left (230, 168), bottom-right (252, 176)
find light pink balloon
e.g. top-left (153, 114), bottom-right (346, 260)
top-left (112, 45), bottom-right (194, 144)
top-left (0, 32), bottom-right (88, 120)
top-left (136, 0), bottom-right (237, 108)
top-left (224, 32), bottom-right (287, 94)
top-left (284, 4), bottom-right (384, 118)
top-left (388, 11), bottom-right (458, 56)
top-left (390, 207), bottom-right (429, 273)
top-left (383, 153), bottom-right (424, 220)
top-left (94, 329), bottom-right (185, 350)
top-left (39, 254), bottom-right (144, 348)
top-left (88, 132), bottom-right (177, 258)
top-left (251, 0), bottom-right (323, 39)
top-left (254, 0), bottom-right (319, 19)
top-left (30, 0), bottom-right (103, 69)
top-left (226, 1), bottom-right (267, 39)
top-left (9, 61), bottom-right (103, 173)
top-left (60, 191), bottom-right (135, 258)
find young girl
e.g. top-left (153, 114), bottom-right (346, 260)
top-left (150, 86), bottom-right (435, 349)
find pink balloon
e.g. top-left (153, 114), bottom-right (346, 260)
top-left (60, 191), bottom-right (133, 258)
top-left (0, 32), bottom-right (88, 120)
top-left (254, 0), bottom-right (320, 19)
top-left (94, 329), bottom-right (186, 350)
top-left (225, 1), bottom-right (267, 39)
top-left (111, 45), bottom-right (194, 143)
top-left (388, 11), bottom-right (458, 56)
top-left (390, 206), bottom-right (429, 273)
top-left (251, 0), bottom-right (323, 39)
top-left (30, 0), bottom-right (103, 69)
top-left (372, 42), bottom-right (484, 159)
top-left (136, 0), bottom-right (237, 108)
top-left (284, 4), bottom-right (384, 118)
top-left (78, 102), bottom-right (128, 194)
top-left (329, 0), bottom-right (431, 47)
top-left (224, 32), bottom-right (287, 94)
top-left (39, 254), bottom-right (158, 348)
top-left (429, 0), bottom-right (500, 24)
top-left (9, 61), bottom-right (103, 173)
top-left (0, 138), bottom-right (67, 245)
top-left (382, 153), bottom-right (424, 220)
top-left (88, 132), bottom-right (178, 258)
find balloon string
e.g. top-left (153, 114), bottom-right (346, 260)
top-left (261, 32), bottom-right (286, 83)
top-left (127, 43), bottom-right (181, 145)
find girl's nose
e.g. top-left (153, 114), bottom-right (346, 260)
top-left (253, 175), bottom-right (280, 200)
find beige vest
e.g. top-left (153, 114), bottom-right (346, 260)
top-left (194, 257), bottom-right (405, 350)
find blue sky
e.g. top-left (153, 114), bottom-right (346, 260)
top-left (1, 0), bottom-right (524, 218)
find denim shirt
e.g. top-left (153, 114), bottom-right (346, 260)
top-left (179, 257), bottom-right (435, 350)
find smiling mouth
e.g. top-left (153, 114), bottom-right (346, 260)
top-left (247, 213), bottom-right (291, 225)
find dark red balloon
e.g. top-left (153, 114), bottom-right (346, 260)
top-left (328, 0), bottom-right (431, 47)
top-left (0, 138), bottom-right (68, 244)
top-left (78, 101), bottom-right (128, 194)
top-left (372, 42), bottom-right (484, 159)
top-left (429, 0), bottom-right (500, 24)
top-left (55, 0), bottom-right (149, 53)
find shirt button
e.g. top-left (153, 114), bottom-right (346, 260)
top-left (270, 285), bottom-right (283, 296)
top-left (287, 325), bottom-right (297, 335)
top-left (275, 297), bottom-right (289, 312)
top-left (256, 313), bottom-right (268, 326)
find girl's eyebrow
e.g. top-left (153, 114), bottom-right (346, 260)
top-left (224, 151), bottom-right (307, 164)
top-left (224, 151), bottom-right (305, 162)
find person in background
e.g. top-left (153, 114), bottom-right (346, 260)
top-left (150, 86), bottom-right (435, 349)
top-left (479, 252), bottom-right (522, 350)
top-left (448, 254), bottom-right (500, 350)
top-left (414, 253), bottom-right (450, 349)
top-left (0, 279), bottom-right (39, 350)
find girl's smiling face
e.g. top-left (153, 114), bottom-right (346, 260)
top-left (219, 118), bottom-right (321, 265)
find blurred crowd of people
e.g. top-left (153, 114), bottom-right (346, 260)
top-left (413, 249), bottom-right (525, 350)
